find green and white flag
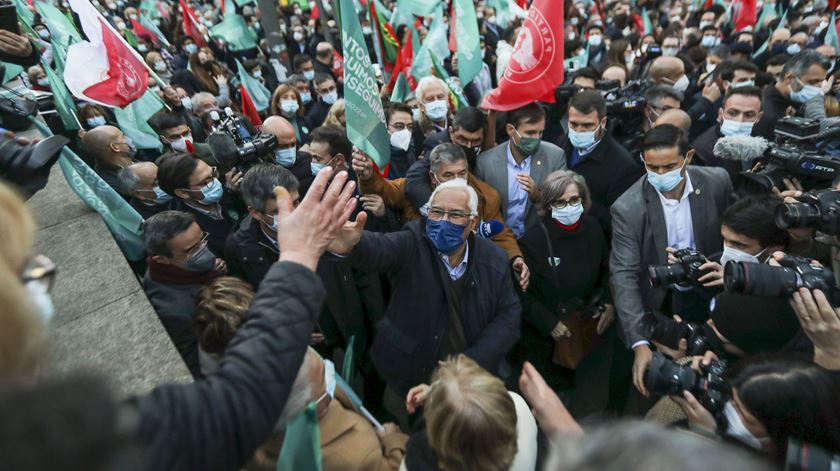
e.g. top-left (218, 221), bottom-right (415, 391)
top-left (340, 0), bottom-right (390, 168)
top-left (140, 14), bottom-right (171, 48)
top-left (235, 59), bottom-right (271, 112)
top-left (411, 6), bottom-right (448, 81)
top-left (11, 0), bottom-right (34, 29)
top-left (430, 51), bottom-right (468, 109)
top-left (395, 0), bottom-right (439, 17)
top-left (34, 1), bottom-right (81, 48)
top-left (753, 8), bottom-right (787, 57)
top-left (209, 13), bottom-right (258, 51)
top-left (454, 0), bottom-right (481, 86)
top-left (276, 402), bottom-right (322, 471)
top-left (113, 89), bottom-right (164, 151)
top-left (390, 72), bottom-right (409, 102)
top-left (42, 60), bottom-right (79, 130)
top-left (50, 37), bottom-right (69, 75)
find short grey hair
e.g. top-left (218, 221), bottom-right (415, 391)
top-left (781, 50), bottom-right (832, 80)
top-left (117, 166), bottom-right (140, 195)
top-left (644, 85), bottom-right (684, 106)
top-left (275, 349), bottom-right (316, 428)
top-left (547, 421), bottom-right (770, 471)
top-left (191, 92), bottom-right (216, 110)
top-left (538, 170), bottom-right (591, 216)
top-left (142, 210), bottom-right (195, 257)
top-left (429, 143), bottom-right (467, 174)
top-left (427, 179), bottom-right (479, 217)
top-left (240, 163), bottom-right (299, 213)
top-left (415, 75), bottom-right (448, 102)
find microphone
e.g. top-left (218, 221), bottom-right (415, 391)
top-left (477, 219), bottom-right (505, 238)
top-left (207, 131), bottom-right (240, 170)
top-left (713, 135), bottom-right (770, 161)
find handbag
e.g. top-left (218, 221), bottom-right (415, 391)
top-left (0, 84), bottom-right (38, 132)
top-left (538, 222), bottom-right (603, 370)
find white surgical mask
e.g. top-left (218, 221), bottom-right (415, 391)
top-left (701, 35), bottom-right (719, 48)
top-left (412, 108), bottom-right (421, 122)
top-left (731, 80), bottom-right (754, 88)
top-left (720, 245), bottom-right (765, 267)
top-left (293, 31), bottom-right (304, 42)
top-left (672, 74), bottom-right (690, 93)
top-left (390, 129), bottom-right (412, 151)
top-left (181, 97), bottom-right (193, 110)
top-left (280, 99), bottom-right (300, 115)
top-left (170, 134), bottom-right (193, 152)
top-left (424, 99), bottom-right (449, 121)
top-left (551, 203), bottom-right (584, 226)
top-left (588, 34), bottom-right (603, 47)
top-left (723, 401), bottom-right (763, 450)
top-left (663, 46), bottom-right (679, 56)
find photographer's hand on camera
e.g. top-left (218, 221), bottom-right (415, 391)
top-left (697, 260), bottom-right (724, 287)
top-left (690, 350), bottom-right (719, 372)
top-left (790, 288), bottom-right (840, 370)
top-left (670, 391), bottom-right (717, 434)
top-left (224, 168), bottom-right (243, 193)
top-left (652, 337), bottom-right (688, 360)
top-left (633, 344), bottom-right (653, 396)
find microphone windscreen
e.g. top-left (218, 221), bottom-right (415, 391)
top-left (478, 219), bottom-right (505, 238)
top-left (207, 132), bottom-right (239, 170)
top-left (713, 135), bottom-right (769, 161)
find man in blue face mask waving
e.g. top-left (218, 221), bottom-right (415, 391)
top-left (610, 124), bottom-right (733, 402)
top-left (326, 178), bottom-right (521, 400)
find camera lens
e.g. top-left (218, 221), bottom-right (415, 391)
top-left (651, 316), bottom-right (690, 349)
top-left (643, 352), bottom-right (700, 396)
top-left (724, 262), bottom-right (800, 297)
top-left (776, 202), bottom-right (821, 230)
top-left (649, 264), bottom-right (686, 287)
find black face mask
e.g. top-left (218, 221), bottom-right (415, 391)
top-left (459, 145), bottom-right (481, 172)
top-left (614, 13), bottom-right (629, 28)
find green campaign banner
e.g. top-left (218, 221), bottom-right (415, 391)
top-left (113, 89), bottom-right (164, 151)
top-left (42, 60), bottom-right (80, 130)
top-left (454, 0), bottom-right (482, 86)
top-left (339, 0), bottom-right (390, 168)
top-left (209, 12), bottom-right (258, 51)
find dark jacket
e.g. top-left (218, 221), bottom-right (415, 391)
top-left (174, 196), bottom-right (240, 258)
top-left (304, 100), bottom-right (332, 129)
top-left (129, 262), bottom-right (324, 471)
top-left (130, 198), bottom-right (172, 220)
top-left (686, 95), bottom-right (722, 141)
top-left (288, 150), bottom-right (315, 194)
top-left (691, 124), bottom-right (745, 184)
top-left (387, 144), bottom-right (418, 180)
top-left (421, 129), bottom-right (452, 160)
top-left (342, 219), bottom-right (521, 395)
top-left (754, 85), bottom-right (794, 141)
top-left (560, 134), bottom-right (642, 232)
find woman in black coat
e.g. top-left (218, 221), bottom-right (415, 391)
top-left (511, 170), bottom-right (616, 403)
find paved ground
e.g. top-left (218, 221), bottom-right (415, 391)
top-left (25, 128), bottom-right (192, 397)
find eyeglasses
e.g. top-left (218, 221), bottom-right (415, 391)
top-left (21, 255), bottom-right (57, 292)
top-left (192, 167), bottom-right (218, 188)
top-left (428, 207), bottom-right (472, 225)
top-left (552, 196), bottom-right (583, 209)
top-left (184, 232), bottom-right (209, 259)
top-left (452, 133), bottom-right (483, 148)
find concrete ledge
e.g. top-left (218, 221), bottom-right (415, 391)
top-left (26, 146), bottom-right (192, 398)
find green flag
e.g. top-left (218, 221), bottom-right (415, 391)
top-left (209, 13), bottom-right (258, 51)
top-left (233, 0), bottom-right (254, 7)
top-left (42, 61), bottom-right (79, 131)
top-left (50, 37), bottom-right (68, 75)
top-left (11, 0), bottom-right (34, 29)
top-left (430, 51), bottom-right (468, 109)
top-left (342, 335), bottom-right (356, 386)
top-left (396, 0), bottom-right (439, 16)
top-left (826, 12), bottom-right (840, 53)
top-left (123, 28), bottom-right (139, 48)
top-left (114, 90), bottom-right (164, 151)
top-left (487, 0), bottom-right (512, 28)
top-left (410, 7), bottom-right (448, 82)
top-left (390, 72), bottom-right (408, 102)
top-left (34, 1), bottom-right (81, 49)
top-left (1, 61), bottom-right (23, 84)
top-left (139, 0), bottom-right (161, 19)
top-left (31, 119), bottom-right (146, 260)
top-left (454, 0), bottom-right (481, 86)
top-left (235, 59), bottom-right (271, 112)
top-left (339, 0), bottom-right (390, 168)
top-left (642, 7), bottom-right (654, 35)
top-left (140, 14), bottom-right (171, 48)
top-left (276, 402), bottom-right (322, 471)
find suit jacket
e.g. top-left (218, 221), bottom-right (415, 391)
top-left (476, 141), bottom-right (567, 232)
top-left (609, 166), bottom-right (734, 347)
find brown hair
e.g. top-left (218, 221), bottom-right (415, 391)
top-left (425, 355), bottom-right (518, 471)
top-left (193, 277), bottom-right (254, 354)
top-left (270, 84), bottom-right (304, 118)
top-left (188, 51), bottom-right (226, 96)
top-left (537, 170), bottom-right (592, 216)
top-left (323, 99), bottom-right (346, 128)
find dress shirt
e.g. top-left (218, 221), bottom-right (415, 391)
top-left (505, 143), bottom-right (531, 237)
top-left (440, 241), bottom-right (469, 281)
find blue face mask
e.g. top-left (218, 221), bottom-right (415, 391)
top-left (426, 219), bottom-right (467, 254)
top-left (646, 158), bottom-right (687, 192)
top-left (720, 119), bottom-right (755, 137)
top-left (568, 126), bottom-right (599, 149)
top-left (322, 90), bottom-right (338, 105)
top-left (153, 186), bottom-right (173, 205)
top-left (303, 70), bottom-right (315, 81)
top-left (275, 147), bottom-right (297, 167)
top-left (87, 116), bottom-right (106, 128)
top-left (300, 91), bottom-right (312, 104)
top-left (790, 78), bottom-right (823, 103)
top-left (184, 43), bottom-right (198, 55)
top-left (551, 204), bottom-right (584, 226)
top-left (311, 161), bottom-right (326, 176)
top-left (424, 100), bottom-right (449, 121)
top-left (199, 178), bottom-right (224, 204)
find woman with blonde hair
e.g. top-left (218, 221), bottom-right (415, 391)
top-left (323, 98), bottom-right (346, 129)
top-left (402, 355), bottom-right (537, 471)
top-left (193, 276), bottom-right (254, 375)
top-left (270, 83), bottom-right (311, 142)
top-left (0, 182), bottom-right (51, 378)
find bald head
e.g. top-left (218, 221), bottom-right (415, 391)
top-left (316, 42), bottom-right (334, 63)
top-left (655, 108), bottom-right (692, 132)
top-left (771, 28), bottom-right (791, 44)
top-left (650, 56), bottom-right (685, 84)
top-left (262, 116), bottom-right (297, 148)
top-left (82, 125), bottom-right (125, 164)
top-left (816, 44), bottom-right (836, 58)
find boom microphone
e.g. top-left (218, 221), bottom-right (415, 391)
top-left (477, 219), bottom-right (505, 238)
top-left (713, 135), bottom-right (769, 161)
top-left (207, 131), bottom-right (239, 171)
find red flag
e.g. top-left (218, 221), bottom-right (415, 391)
top-left (386, 31), bottom-right (416, 94)
top-left (448, 4), bottom-right (457, 52)
top-left (311, 2), bottom-right (320, 20)
top-left (157, 1), bottom-right (171, 21)
top-left (179, 0), bottom-right (207, 47)
top-left (593, 0), bottom-right (606, 23)
top-left (332, 49), bottom-right (344, 80)
top-left (632, 13), bottom-right (644, 34)
top-left (81, 18), bottom-right (149, 107)
top-left (735, 0), bottom-right (757, 31)
top-left (130, 18), bottom-right (158, 46)
top-left (240, 84), bottom-right (262, 126)
top-left (481, 0), bottom-right (564, 111)
top-left (516, 0), bottom-right (528, 8)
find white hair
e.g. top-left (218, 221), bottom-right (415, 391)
top-left (427, 179), bottom-right (479, 217)
top-left (415, 76), bottom-right (449, 102)
top-left (275, 349), bottom-right (316, 429)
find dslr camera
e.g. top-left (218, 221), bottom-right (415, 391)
top-left (207, 107), bottom-right (278, 172)
top-left (649, 248), bottom-right (709, 288)
top-left (644, 352), bottom-right (730, 417)
top-left (775, 190), bottom-right (840, 236)
top-left (723, 255), bottom-right (840, 305)
top-left (650, 313), bottom-right (714, 356)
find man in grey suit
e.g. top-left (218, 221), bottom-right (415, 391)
top-left (610, 125), bottom-right (734, 398)
top-left (476, 103), bottom-right (567, 237)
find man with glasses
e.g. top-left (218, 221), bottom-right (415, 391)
top-left (327, 178), bottom-right (521, 402)
top-left (385, 102), bottom-right (419, 179)
top-left (476, 102), bottom-right (567, 238)
top-left (157, 153), bottom-right (241, 257)
top-left (142, 210), bottom-right (228, 377)
top-left (610, 125), bottom-right (733, 404)
top-left (558, 90), bottom-right (642, 232)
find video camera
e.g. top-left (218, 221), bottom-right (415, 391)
top-left (644, 352), bottom-right (730, 422)
top-left (207, 107), bottom-right (278, 172)
top-left (648, 248), bottom-right (710, 288)
top-left (723, 255), bottom-right (840, 305)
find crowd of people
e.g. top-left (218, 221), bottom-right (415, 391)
top-left (1, 0), bottom-right (840, 468)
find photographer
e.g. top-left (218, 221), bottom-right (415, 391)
top-left (610, 125), bottom-right (733, 400)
